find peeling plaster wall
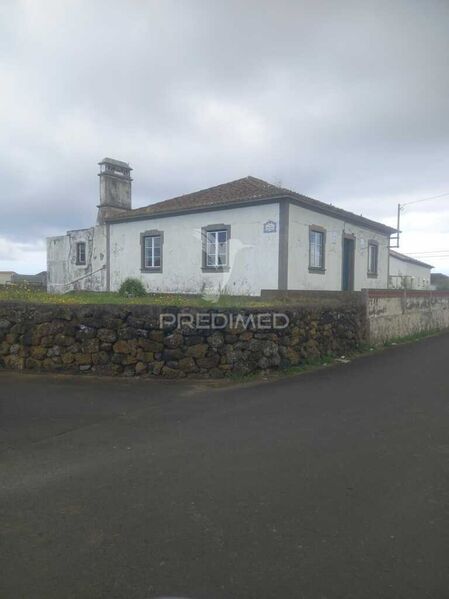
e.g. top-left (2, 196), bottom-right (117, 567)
top-left (389, 255), bottom-right (432, 289)
top-left (367, 290), bottom-right (449, 343)
top-left (288, 203), bottom-right (390, 291)
top-left (109, 204), bottom-right (280, 296)
top-left (47, 226), bottom-right (107, 294)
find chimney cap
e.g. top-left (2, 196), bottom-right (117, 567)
top-left (98, 157), bottom-right (132, 170)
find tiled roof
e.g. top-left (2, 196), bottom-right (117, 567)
top-left (107, 175), bottom-right (396, 235)
top-left (389, 250), bottom-right (433, 269)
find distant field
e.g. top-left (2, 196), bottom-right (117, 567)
top-left (0, 287), bottom-right (275, 308)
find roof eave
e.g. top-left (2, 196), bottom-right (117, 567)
top-left (106, 193), bottom-right (396, 236)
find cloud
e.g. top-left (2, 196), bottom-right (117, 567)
top-left (0, 235), bottom-right (46, 274)
top-left (1, 0), bottom-right (448, 273)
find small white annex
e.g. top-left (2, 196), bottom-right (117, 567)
top-left (47, 158), bottom-right (397, 296)
top-left (388, 250), bottom-right (433, 289)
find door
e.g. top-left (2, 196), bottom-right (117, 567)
top-left (342, 237), bottom-right (355, 291)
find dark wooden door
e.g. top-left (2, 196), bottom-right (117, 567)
top-left (342, 237), bottom-right (355, 291)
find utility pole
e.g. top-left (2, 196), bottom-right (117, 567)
top-left (389, 203), bottom-right (401, 249)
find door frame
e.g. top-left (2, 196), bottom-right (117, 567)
top-left (341, 233), bottom-right (356, 291)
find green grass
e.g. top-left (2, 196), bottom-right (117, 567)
top-left (383, 328), bottom-right (444, 347)
top-left (0, 287), bottom-right (282, 308)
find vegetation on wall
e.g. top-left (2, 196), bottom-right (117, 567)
top-left (118, 278), bottom-right (147, 298)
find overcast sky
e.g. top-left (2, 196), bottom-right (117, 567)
top-left (1, 0), bottom-right (448, 274)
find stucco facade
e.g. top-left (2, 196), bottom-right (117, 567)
top-left (388, 251), bottom-right (432, 289)
top-left (288, 203), bottom-right (390, 291)
top-left (109, 203), bottom-right (280, 296)
top-left (47, 158), bottom-right (396, 295)
top-left (47, 226), bottom-right (107, 293)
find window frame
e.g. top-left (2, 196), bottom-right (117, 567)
top-left (76, 241), bottom-right (87, 266)
top-left (140, 230), bottom-right (163, 273)
top-left (308, 225), bottom-right (326, 273)
top-left (367, 240), bottom-right (379, 277)
top-left (201, 224), bottom-right (231, 272)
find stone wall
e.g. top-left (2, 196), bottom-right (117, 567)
top-left (0, 302), bottom-right (366, 378)
top-left (367, 290), bottom-right (449, 344)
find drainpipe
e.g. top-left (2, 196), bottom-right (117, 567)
top-left (106, 222), bottom-right (111, 292)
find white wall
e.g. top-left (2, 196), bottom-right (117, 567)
top-left (389, 255), bottom-right (432, 289)
top-left (47, 226), bottom-right (107, 293)
top-left (109, 203), bottom-right (280, 296)
top-left (287, 203), bottom-right (390, 291)
top-left (0, 272), bottom-right (14, 285)
top-left (368, 291), bottom-right (449, 343)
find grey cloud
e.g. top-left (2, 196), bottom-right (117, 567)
top-left (0, 0), bottom-right (448, 272)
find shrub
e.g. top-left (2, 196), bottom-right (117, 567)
top-left (118, 278), bottom-right (147, 297)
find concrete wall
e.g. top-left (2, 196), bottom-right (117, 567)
top-left (389, 255), bottom-right (432, 289)
top-left (109, 203), bottom-right (280, 296)
top-left (367, 290), bottom-right (449, 344)
top-left (47, 226), bottom-right (107, 293)
top-left (287, 203), bottom-right (390, 291)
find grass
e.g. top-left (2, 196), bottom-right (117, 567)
top-left (0, 286), bottom-right (282, 308)
top-left (382, 328), bottom-right (444, 347)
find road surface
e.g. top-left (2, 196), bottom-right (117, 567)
top-left (1, 333), bottom-right (448, 598)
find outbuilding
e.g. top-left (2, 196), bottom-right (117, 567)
top-left (388, 250), bottom-right (433, 289)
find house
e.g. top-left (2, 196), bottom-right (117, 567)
top-left (12, 272), bottom-right (47, 288)
top-left (0, 271), bottom-right (15, 285)
top-left (431, 272), bottom-right (449, 290)
top-left (388, 250), bottom-right (433, 289)
top-left (0, 271), bottom-right (47, 288)
top-left (47, 158), bottom-right (397, 295)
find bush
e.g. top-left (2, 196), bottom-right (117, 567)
top-left (118, 278), bottom-right (147, 297)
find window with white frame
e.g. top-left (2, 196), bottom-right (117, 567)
top-left (142, 234), bottom-right (162, 270)
top-left (309, 228), bottom-right (325, 270)
top-left (368, 242), bottom-right (378, 275)
top-left (205, 229), bottom-right (228, 268)
top-left (76, 242), bottom-right (86, 265)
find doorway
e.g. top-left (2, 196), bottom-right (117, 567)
top-left (342, 236), bottom-right (355, 291)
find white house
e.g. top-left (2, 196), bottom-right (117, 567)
top-left (47, 158), bottom-right (397, 295)
top-left (0, 271), bottom-right (15, 285)
top-left (389, 250), bottom-right (433, 289)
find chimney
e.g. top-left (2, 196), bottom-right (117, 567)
top-left (97, 158), bottom-right (133, 224)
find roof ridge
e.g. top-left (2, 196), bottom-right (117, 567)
top-left (106, 175), bottom-right (396, 235)
top-left (389, 249), bottom-right (434, 268)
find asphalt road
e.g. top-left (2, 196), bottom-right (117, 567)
top-left (1, 334), bottom-right (449, 599)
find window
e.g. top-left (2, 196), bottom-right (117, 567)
top-left (202, 225), bottom-right (230, 271)
top-left (309, 227), bottom-right (325, 271)
top-left (207, 230), bottom-right (228, 267)
top-left (76, 242), bottom-right (86, 265)
top-left (368, 242), bottom-right (378, 276)
top-left (141, 231), bottom-right (163, 272)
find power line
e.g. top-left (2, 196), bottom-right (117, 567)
top-left (401, 191), bottom-right (449, 208)
top-left (406, 250), bottom-right (449, 255)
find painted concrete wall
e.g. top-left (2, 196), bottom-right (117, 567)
top-left (109, 203), bottom-right (280, 296)
top-left (287, 203), bottom-right (390, 291)
top-left (367, 290), bottom-right (449, 343)
top-left (389, 255), bottom-right (432, 289)
top-left (0, 272), bottom-right (14, 285)
top-left (47, 226), bottom-right (107, 293)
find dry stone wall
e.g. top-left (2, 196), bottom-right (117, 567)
top-left (0, 302), bottom-right (366, 378)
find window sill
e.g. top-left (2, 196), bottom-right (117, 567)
top-left (202, 267), bottom-right (230, 273)
top-left (76, 262), bottom-right (87, 266)
top-left (367, 273), bottom-right (378, 278)
top-left (308, 267), bottom-right (326, 274)
top-left (141, 268), bottom-right (162, 274)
